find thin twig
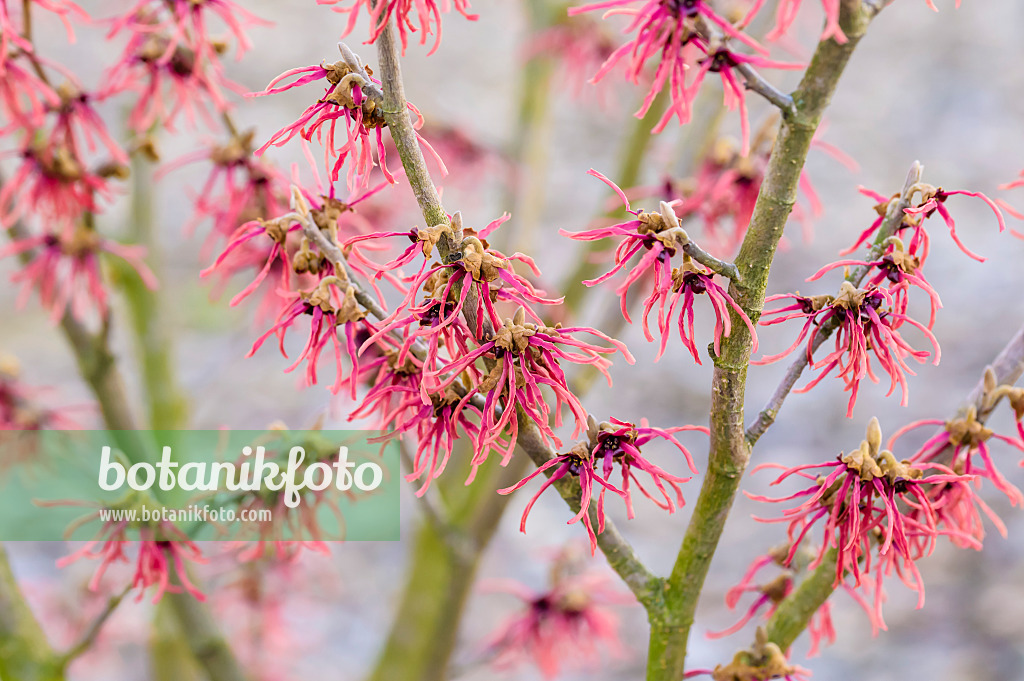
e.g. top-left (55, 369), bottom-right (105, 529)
top-left (735, 63), bottom-right (796, 116)
top-left (659, 202), bottom-right (742, 281)
top-left (60, 587), bottom-right (131, 665)
top-left (694, 15), bottom-right (795, 116)
top-left (398, 441), bottom-right (478, 563)
top-left (684, 240), bottom-right (741, 281)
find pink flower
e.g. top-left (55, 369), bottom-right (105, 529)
top-left (0, 141), bottom-right (114, 230)
top-left (316, 0), bottom-right (478, 56)
top-left (656, 259), bottom-right (756, 363)
top-left (433, 308), bottom-right (633, 471)
top-left (806, 237), bottom-right (941, 329)
top-left (500, 416), bottom-right (701, 552)
top-left (589, 417), bottom-right (702, 516)
top-left (685, 46), bottom-right (802, 155)
top-left (1, 224), bottom-right (157, 323)
top-left (349, 326), bottom-right (491, 495)
top-left (562, 170), bottom-right (755, 363)
top-left (748, 418), bottom-right (978, 628)
top-left (479, 548), bottom-right (631, 678)
top-left (247, 274), bottom-right (376, 398)
top-left (708, 547), bottom-right (836, 656)
top-left (383, 216), bottom-right (561, 343)
top-left (0, 58), bottom-right (60, 133)
top-left (846, 184), bottom-right (1005, 264)
top-left (902, 187), bottom-right (1005, 262)
top-left (501, 441), bottom-right (624, 552)
top-left (158, 131), bottom-right (291, 249)
top-left (102, 2), bottom-right (254, 132)
top-left (204, 175), bottom-right (393, 327)
top-left (251, 55), bottom-right (445, 190)
top-left (48, 82), bottom-right (129, 166)
top-left (54, 510), bottom-right (206, 603)
top-left (204, 215), bottom-right (299, 309)
top-left (377, 383), bottom-right (498, 495)
top-left (359, 296), bottom-right (477, 385)
top-left (107, 0), bottom-right (266, 64)
top-left (754, 283), bottom-right (939, 417)
top-left (569, 0), bottom-right (768, 135)
top-left (888, 407), bottom-right (1024, 511)
top-left (0, 3), bottom-right (35, 68)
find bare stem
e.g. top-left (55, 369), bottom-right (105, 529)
top-left (60, 588), bottom-right (130, 665)
top-left (373, 27), bottom-right (448, 231)
top-left (0, 546), bottom-right (63, 681)
top-left (683, 240), bottom-right (742, 281)
top-left (735, 62), bottom-right (796, 115)
top-left (650, 4), bottom-right (875, 678)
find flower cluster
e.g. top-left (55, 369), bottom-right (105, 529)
top-left (0, 77), bottom-right (157, 321)
top-left (0, 0), bottom-right (268, 324)
top-left (748, 418), bottom-right (980, 629)
top-left (756, 280), bottom-right (939, 417)
top-left (101, 0), bottom-right (266, 133)
top-left (756, 179), bottom-right (1005, 416)
top-left (563, 170), bottom-right (755, 363)
top-left (500, 417), bottom-right (703, 550)
top-left (251, 44), bottom-right (445, 191)
top-left (53, 498), bottom-right (206, 603)
top-left (709, 546), bottom-right (837, 656)
top-left (570, 0), bottom-right (796, 152)
top-left (317, 0), bottom-right (478, 56)
top-left (1, 220), bottom-right (157, 322)
top-left (480, 545), bottom-right (632, 679)
top-left (213, 167), bottom-right (655, 534)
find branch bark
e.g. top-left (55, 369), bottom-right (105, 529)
top-left (373, 12), bottom-right (658, 594)
top-left (649, 3), bottom-right (875, 678)
top-left (0, 547), bottom-right (64, 681)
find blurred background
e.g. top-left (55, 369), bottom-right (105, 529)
top-left (2, 0), bottom-right (1024, 679)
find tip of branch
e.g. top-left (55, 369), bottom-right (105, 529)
top-left (904, 161), bottom-right (924, 194)
top-left (337, 42), bottom-right (362, 70)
